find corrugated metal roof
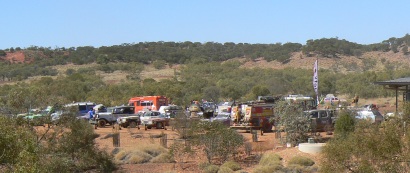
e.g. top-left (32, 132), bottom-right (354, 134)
top-left (374, 77), bottom-right (410, 85)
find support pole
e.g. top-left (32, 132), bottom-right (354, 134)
top-left (396, 87), bottom-right (398, 113)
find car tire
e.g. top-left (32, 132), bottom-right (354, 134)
top-left (129, 121), bottom-right (137, 128)
top-left (98, 120), bottom-right (107, 128)
top-left (156, 122), bottom-right (163, 129)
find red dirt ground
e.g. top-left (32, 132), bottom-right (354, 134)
top-left (94, 125), bottom-right (325, 173)
top-left (1, 51), bottom-right (26, 63)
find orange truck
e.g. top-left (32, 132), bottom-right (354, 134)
top-left (128, 96), bottom-right (168, 114)
top-left (230, 103), bottom-right (275, 135)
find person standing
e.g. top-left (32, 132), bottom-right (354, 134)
top-left (352, 95), bottom-right (359, 107)
top-left (88, 108), bottom-right (94, 120)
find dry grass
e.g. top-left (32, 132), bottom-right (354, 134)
top-left (113, 143), bottom-right (172, 164)
top-left (125, 150), bottom-right (153, 164)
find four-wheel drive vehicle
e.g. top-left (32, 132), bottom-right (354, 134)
top-left (159, 105), bottom-right (184, 118)
top-left (64, 102), bottom-right (96, 116)
top-left (93, 106), bottom-right (137, 127)
top-left (304, 109), bottom-right (338, 132)
top-left (19, 106), bottom-right (57, 126)
top-left (117, 112), bottom-right (143, 128)
top-left (356, 109), bottom-right (384, 124)
top-left (140, 111), bottom-right (170, 129)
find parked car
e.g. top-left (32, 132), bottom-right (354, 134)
top-left (158, 105), bottom-right (184, 118)
top-left (65, 102), bottom-right (96, 116)
top-left (93, 106), bottom-right (137, 127)
top-left (117, 111), bottom-right (143, 128)
top-left (140, 111), bottom-right (170, 129)
top-left (304, 109), bottom-right (338, 132)
top-left (356, 109), bottom-right (384, 124)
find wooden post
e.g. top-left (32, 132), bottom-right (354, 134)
top-left (113, 124), bottom-right (120, 147)
top-left (160, 134), bottom-right (168, 148)
top-left (252, 129), bottom-right (258, 142)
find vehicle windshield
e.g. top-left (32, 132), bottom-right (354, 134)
top-left (159, 113), bottom-right (168, 118)
top-left (107, 107), bottom-right (114, 113)
top-left (113, 108), bottom-right (124, 114)
top-left (216, 114), bottom-right (230, 118)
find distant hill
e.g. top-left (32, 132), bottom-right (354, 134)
top-left (1, 35), bottom-right (410, 83)
top-left (1, 49), bottom-right (410, 74)
top-left (229, 51), bottom-right (410, 73)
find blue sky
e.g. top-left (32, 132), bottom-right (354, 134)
top-left (1, 1), bottom-right (409, 49)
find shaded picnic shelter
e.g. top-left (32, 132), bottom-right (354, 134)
top-left (374, 77), bottom-right (410, 113)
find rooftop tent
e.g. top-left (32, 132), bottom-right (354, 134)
top-left (374, 77), bottom-right (410, 112)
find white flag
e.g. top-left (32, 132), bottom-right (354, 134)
top-left (313, 60), bottom-right (318, 96)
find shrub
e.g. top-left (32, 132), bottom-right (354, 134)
top-left (334, 110), bottom-right (356, 139)
top-left (0, 114), bottom-right (117, 173)
top-left (288, 156), bottom-right (315, 166)
top-left (199, 162), bottom-right (212, 170)
top-left (258, 153), bottom-right (282, 166)
top-left (253, 152), bottom-right (284, 173)
top-left (203, 164), bottom-right (220, 173)
top-left (274, 101), bottom-right (310, 146)
top-left (153, 60), bottom-right (166, 69)
top-left (150, 153), bottom-right (174, 163)
top-left (218, 166), bottom-right (234, 173)
top-left (140, 144), bottom-right (168, 157)
top-left (114, 150), bottom-right (128, 161)
top-left (221, 160), bottom-right (241, 171)
top-left (322, 117), bottom-right (405, 172)
top-left (124, 150), bottom-right (152, 164)
top-left (193, 121), bottom-right (244, 164)
top-left (253, 164), bottom-right (284, 173)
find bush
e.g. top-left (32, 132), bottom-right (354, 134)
top-left (203, 164), bottom-right (220, 173)
top-left (322, 117), bottom-right (405, 172)
top-left (153, 60), bottom-right (166, 69)
top-left (218, 166), bottom-right (234, 173)
top-left (199, 162), bottom-right (212, 170)
top-left (140, 144), bottom-right (168, 157)
top-left (150, 153), bottom-right (174, 163)
top-left (0, 114), bottom-right (117, 173)
top-left (221, 160), bottom-right (241, 171)
top-left (114, 145), bottom-right (173, 164)
top-left (334, 110), bottom-right (356, 139)
top-left (193, 121), bottom-right (245, 164)
top-left (258, 153), bottom-right (282, 166)
top-left (253, 164), bottom-right (284, 173)
top-left (124, 150), bottom-right (153, 164)
top-left (274, 101), bottom-right (310, 146)
top-left (285, 164), bottom-right (305, 172)
top-left (288, 156), bottom-right (315, 166)
top-left (252, 152), bottom-right (284, 173)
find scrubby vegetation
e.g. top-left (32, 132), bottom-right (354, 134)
top-left (253, 153), bottom-right (284, 173)
top-left (274, 101), bottom-right (311, 146)
top-left (0, 115), bottom-right (116, 172)
top-left (1, 35), bottom-right (410, 172)
top-left (321, 106), bottom-right (410, 172)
